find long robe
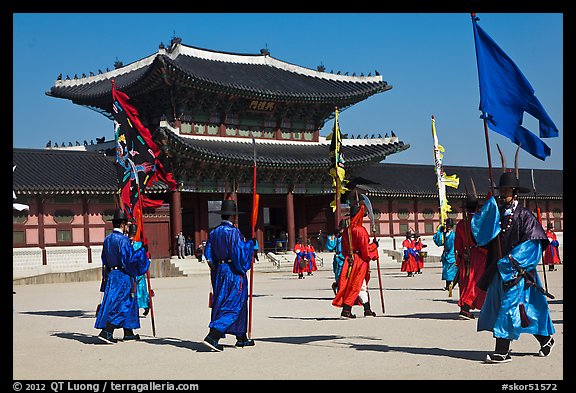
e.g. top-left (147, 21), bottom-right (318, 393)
top-left (401, 238), bottom-right (419, 273)
top-left (306, 244), bottom-right (318, 272)
top-left (454, 214), bottom-right (487, 310)
top-left (472, 197), bottom-right (555, 340)
top-left (543, 229), bottom-right (561, 265)
top-left (204, 220), bottom-right (254, 336)
top-left (433, 228), bottom-right (458, 281)
top-left (136, 274), bottom-right (150, 310)
top-left (332, 209), bottom-right (379, 308)
top-left (292, 242), bottom-right (309, 274)
top-left (327, 235), bottom-right (345, 282)
top-left (95, 229), bottom-right (150, 330)
top-left (414, 238), bottom-right (425, 269)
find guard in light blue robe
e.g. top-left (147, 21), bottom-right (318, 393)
top-left (471, 170), bottom-right (555, 362)
top-left (136, 274), bottom-right (150, 314)
top-left (433, 219), bottom-right (458, 289)
top-left (202, 200), bottom-right (254, 351)
top-left (327, 233), bottom-right (344, 282)
top-left (95, 209), bottom-right (150, 343)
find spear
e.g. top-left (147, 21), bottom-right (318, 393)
top-left (531, 169), bottom-right (549, 293)
top-left (360, 194), bottom-right (385, 314)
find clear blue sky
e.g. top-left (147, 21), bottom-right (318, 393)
top-left (12, 13), bottom-right (563, 171)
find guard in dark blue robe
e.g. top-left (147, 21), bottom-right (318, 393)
top-left (95, 209), bottom-right (150, 343)
top-left (203, 200), bottom-right (254, 352)
top-left (471, 171), bottom-right (555, 363)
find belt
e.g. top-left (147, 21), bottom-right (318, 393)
top-left (108, 266), bottom-right (126, 272)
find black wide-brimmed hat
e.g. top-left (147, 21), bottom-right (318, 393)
top-left (107, 208), bottom-right (129, 222)
top-left (209, 199), bottom-right (245, 215)
top-left (445, 218), bottom-right (455, 228)
top-left (495, 171), bottom-right (531, 194)
top-left (347, 204), bottom-right (367, 218)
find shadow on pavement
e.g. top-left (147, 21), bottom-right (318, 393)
top-left (257, 334), bottom-right (344, 345)
top-left (20, 310), bottom-right (94, 318)
top-left (51, 331), bottom-right (220, 352)
top-left (384, 312), bottom-right (464, 320)
top-left (268, 315), bottom-right (341, 321)
top-left (281, 296), bottom-right (334, 301)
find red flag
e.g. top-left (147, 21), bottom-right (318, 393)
top-left (111, 81), bottom-right (176, 220)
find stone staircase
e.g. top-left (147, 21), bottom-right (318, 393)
top-left (169, 251), bottom-right (400, 276)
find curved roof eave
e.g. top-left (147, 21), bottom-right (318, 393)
top-left (47, 42), bottom-right (392, 104)
top-left (157, 126), bottom-right (407, 170)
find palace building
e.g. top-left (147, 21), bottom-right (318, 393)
top-left (42, 38), bottom-right (406, 249)
top-left (12, 38), bottom-right (562, 278)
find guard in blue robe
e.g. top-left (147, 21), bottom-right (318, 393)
top-left (95, 209), bottom-right (150, 343)
top-left (202, 200), bottom-right (254, 352)
top-left (471, 171), bottom-right (555, 363)
top-left (433, 218), bottom-right (458, 290)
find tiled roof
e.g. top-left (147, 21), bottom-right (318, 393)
top-left (46, 42), bottom-right (391, 114)
top-left (13, 149), bottom-right (562, 199)
top-left (12, 149), bottom-right (167, 195)
top-left (353, 163), bottom-right (563, 199)
top-left (159, 126), bottom-right (408, 169)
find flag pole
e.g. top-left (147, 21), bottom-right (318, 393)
top-left (248, 136), bottom-right (258, 338)
top-left (334, 107), bottom-right (341, 229)
top-left (482, 117), bottom-right (504, 265)
top-left (431, 115), bottom-right (446, 226)
top-left (471, 14), bottom-right (503, 261)
top-left (127, 158), bottom-right (156, 337)
top-left (482, 118), bottom-right (496, 198)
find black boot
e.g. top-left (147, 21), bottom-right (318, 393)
top-left (485, 338), bottom-right (511, 363)
top-left (98, 322), bottom-right (118, 344)
top-left (340, 304), bottom-right (356, 319)
top-left (235, 334), bottom-right (255, 348)
top-left (535, 334), bottom-right (555, 357)
top-left (363, 302), bottom-right (376, 317)
top-left (122, 328), bottom-right (140, 342)
top-left (203, 328), bottom-right (224, 352)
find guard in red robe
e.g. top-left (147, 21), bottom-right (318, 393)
top-left (413, 233), bottom-right (426, 273)
top-left (400, 231), bottom-right (419, 277)
top-left (332, 204), bottom-right (379, 318)
top-left (543, 223), bottom-right (561, 271)
top-left (454, 194), bottom-right (487, 319)
top-left (305, 240), bottom-right (318, 276)
top-left (292, 239), bottom-right (309, 279)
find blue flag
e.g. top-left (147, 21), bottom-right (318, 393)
top-left (472, 15), bottom-right (558, 161)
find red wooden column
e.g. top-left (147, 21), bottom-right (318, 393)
top-left (38, 197), bottom-right (46, 265)
top-left (170, 189), bottom-right (182, 257)
top-left (286, 188), bottom-right (295, 251)
top-left (388, 198), bottom-right (396, 250)
top-left (83, 198), bottom-right (92, 264)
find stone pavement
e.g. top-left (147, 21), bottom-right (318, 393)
top-left (12, 258), bottom-right (563, 383)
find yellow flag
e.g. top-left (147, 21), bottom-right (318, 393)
top-left (442, 173), bottom-right (460, 189)
top-left (329, 108), bottom-right (348, 212)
